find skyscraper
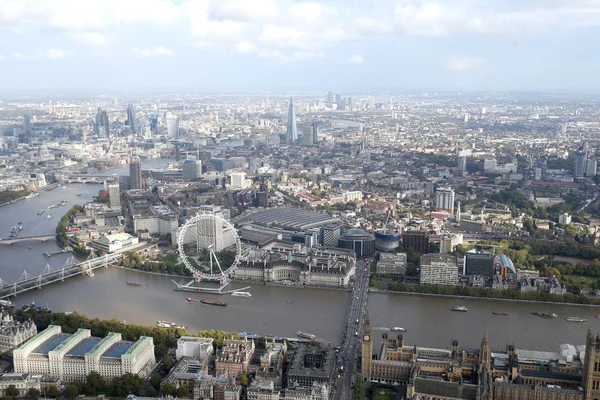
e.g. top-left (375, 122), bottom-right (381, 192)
top-left (574, 142), bottom-right (588, 178)
top-left (23, 114), bottom-right (31, 135)
top-left (435, 187), bottom-right (455, 213)
top-left (126, 104), bottom-right (138, 134)
top-left (129, 157), bottom-right (142, 190)
top-left (107, 182), bottom-right (121, 209)
top-left (166, 114), bottom-right (180, 139)
top-left (286, 96), bottom-right (297, 145)
top-left (95, 108), bottom-right (109, 138)
top-left (326, 91), bottom-right (333, 103)
top-left (312, 121), bottom-right (319, 146)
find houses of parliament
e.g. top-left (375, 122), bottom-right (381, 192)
top-left (361, 319), bottom-right (600, 400)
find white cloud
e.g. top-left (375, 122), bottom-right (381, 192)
top-left (234, 41), bottom-right (257, 53)
top-left (289, 2), bottom-right (337, 23)
top-left (292, 50), bottom-right (325, 60)
top-left (259, 25), bottom-right (307, 48)
top-left (70, 32), bottom-right (109, 47)
top-left (209, 0), bottom-right (278, 22)
top-left (448, 56), bottom-right (485, 71)
top-left (0, 49), bottom-right (71, 61)
top-left (347, 54), bottom-right (365, 64)
top-left (132, 46), bottom-right (176, 58)
top-left (44, 48), bottom-right (70, 60)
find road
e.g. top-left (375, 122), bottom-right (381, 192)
top-left (333, 257), bottom-right (371, 400)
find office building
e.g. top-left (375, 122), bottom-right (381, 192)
top-left (175, 337), bottom-right (213, 362)
top-left (587, 159), bottom-right (597, 177)
top-left (319, 224), bottom-right (342, 247)
top-left (230, 171), bottom-right (250, 188)
top-left (419, 254), bottom-right (459, 285)
top-left (0, 312), bottom-right (37, 353)
top-left (326, 91), bottom-right (333, 103)
top-left (374, 230), bottom-right (401, 252)
top-left (376, 252), bottom-right (406, 276)
top-left (129, 157), bottom-right (142, 189)
top-left (13, 326), bottom-right (155, 383)
top-left (23, 114), bottom-right (31, 135)
top-left (209, 158), bottom-right (235, 172)
top-left (575, 143), bottom-right (588, 178)
top-left (287, 344), bottom-right (335, 388)
top-left (95, 108), bottom-right (109, 138)
top-left (464, 250), bottom-right (494, 277)
top-left (283, 383), bottom-right (329, 400)
top-left (457, 156), bottom-right (467, 176)
top-left (439, 233), bottom-right (463, 254)
top-left (182, 160), bottom-right (202, 180)
top-left (215, 338), bottom-right (255, 379)
top-left (337, 228), bottom-right (375, 257)
top-left (287, 97), bottom-right (298, 144)
top-left (247, 380), bottom-right (279, 400)
top-left (107, 182), bottom-right (121, 209)
top-left (166, 113), bottom-right (180, 139)
top-left (126, 104), bottom-right (138, 134)
top-left (256, 340), bottom-right (287, 388)
top-left (402, 230), bottom-right (430, 253)
top-left (312, 122), bottom-right (319, 145)
top-left (435, 187), bottom-right (455, 213)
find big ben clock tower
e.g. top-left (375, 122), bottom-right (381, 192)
top-left (361, 319), bottom-right (373, 378)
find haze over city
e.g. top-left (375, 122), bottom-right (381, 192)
top-left (2, 0), bottom-right (600, 92)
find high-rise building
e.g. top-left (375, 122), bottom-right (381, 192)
top-left (419, 254), bottom-right (459, 286)
top-left (312, 122), bottom-right (319, 146)
top-left (586, 159), bottom-right (597, 178)
top-left (326, 91), bottom-right (333, 103)
top-left (149, 114), bottom-right (159, 136)
top-left (286, 96), bottom-right (297, 145)
top-left (107, 182), bottom-right (121, 209)
top-left (95, 107), bottom-right (109, 138)
top-left (23, 114), bottom-right (31, 135)
top-left (435, 187), bottom-right (455, 213)
top-left (126, 104), bottom-right (138, 134)
top-left (129, 157), bottom-right (142, 190)
top-left (182, 160), bottom-right (202, 180)
top-left (575, 142), bottom-right (588, 178)
top-left (457, 156), bottom-right (467, 176)
top-left (335, 93), bottom-right (341, 105)
top-left (166, 114), bottom-right (180, 139)
top-left (402, 230), bottom-right (430, 253)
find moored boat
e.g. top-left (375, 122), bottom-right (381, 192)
top-left (566, 317), bottom-right (587, 323)
top-left (231, 291), bottom-right (252, 297)
top-left (450, 306), bottom-right (468, 312)
top-left (185, 298), bottom-right (200, 303)
top-left (200, 299), bottom-right (228, 307)
top-left (391, 327), bottom-right (406, 332)
top-left (493, 311), bottom-right (510, 315)
top-left (296, 331), bottom-right (317, 340)
top-left (239, 332), bottom-right (258, 338)
top-left (0, 300), bottom-right (14, 307)
top-left (25, 192), bottom-right (39, 199)
top-left (126, 282), bottom-right (145, 287)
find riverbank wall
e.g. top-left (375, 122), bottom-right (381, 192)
top-left (370, 288), bottom-right (600, 308)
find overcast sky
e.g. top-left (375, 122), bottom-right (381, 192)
top-left (1, 0), bottom-right (600, 94)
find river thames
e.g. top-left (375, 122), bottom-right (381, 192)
top-left (1, 162), bottom-right (599, 351)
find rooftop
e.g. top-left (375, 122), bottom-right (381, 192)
top-left (237, 208), bottom-right (337, 231)
top-left (102, 342), bottom-right (133, 358)
top-left (66, 338), bottom-right (101, 357)
top-left (31, 334), bottom-right (70, 355)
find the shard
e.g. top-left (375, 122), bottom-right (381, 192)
top-left (287, 96), bottom-right (297, 145)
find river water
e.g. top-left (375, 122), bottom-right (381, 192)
top-left (1, 162), bottom-right (599, 351)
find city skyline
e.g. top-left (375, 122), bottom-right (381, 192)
top-left (1, 0), bottom-right (600, 93)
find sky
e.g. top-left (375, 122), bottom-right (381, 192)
top-left (1, 0), bottom-right (600, 94)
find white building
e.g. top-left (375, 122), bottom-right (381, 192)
top-left (435, 187), bottom-right (455, 213)
top-left (91, 232), bottom-right (139, 253)
top-left (419, 254), bottom-right (458, 286)
top-left (107, 183), bottom-right (121, 209)
top-left (230, 171), bottom-right (251, 189)
top-left (175, 337), bottom-right (213, 362)
top-left (0, 312), bottom-right (37, 353)
top-left (133, 215), bottom-right (178, 236)
top-left (439, 234), bottom-right (463, 254)
top-left (13, 326), bottom-right (155, 383)
top-left (559, 213), bottom-right (572, 225)
top-left (0, 373), bottom-right (41, 397)
top-left (166, 114), bottom-right (180, 139)
top-left (342, 191), bottom-right (363, 203)
top-left (283, 383), bottom-right (330, 400)
top-left (248, 380), bottom-right (280, 400)
top-left (483, 158), bottom-right (497, 171)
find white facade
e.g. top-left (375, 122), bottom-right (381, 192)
top-left (107, 183), bottom-right (120, 209)
top-left (559, 213), bottom-right (572, 225)
top-left (166, 114), bottom-right (180, 139)
top-left (0, 312), bottom-right (37, 353)
top-left (435, 187), bottom-right (455, 213)
top-left (420, 255), bottom-right (459, 286)
top-left (133, 215), bottom-right (178, 236)
top-left (342, 191), bottom-right (363, 203)
top-left (14, 326), bottom-right (155, 383)
top-left (0, 373), bottom-right (41, 397)
top-left (248, 380), bottom-right (280, 400)
top-left (91, 233), bottom-right (139, 253)
top-left (175, 337), bottom-right (214, 362)
top-left (230, 171), bottom-right (250, 189)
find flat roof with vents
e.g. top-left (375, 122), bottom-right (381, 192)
top-left (102, 342), bottom-right (133, 358)
top-left (66, 338), bottom-right (101, 357)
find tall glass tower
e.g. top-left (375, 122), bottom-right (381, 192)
top-left (287, 96), bottom-right (297, 145)
top-left (126, 104), bottom-right (138, 134)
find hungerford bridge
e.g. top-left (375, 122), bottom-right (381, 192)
top-left (0, 251), bottom-right (126, 300)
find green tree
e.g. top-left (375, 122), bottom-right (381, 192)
top-left (353, 379), bottom-right (365, 400)
top-left (150, 373), bottom-right (162, 390)
top-left (5, 385), bottom-right (19, 398)
top-left (240, 374), bottom-right (249, 386)
top-left (144, 387), bottom-right (158, 397)
top-left (85, 371), bottom-right (105, 395)
top-left (175, 387), bottom-right (189, 398)
top-left (161, 383), bottom-right (176, 396)
top-left (163, 354), bottom-right (175, 371)
top-left (45, 386), bottom-right (61, 398)
top-left (64, 384), bottom-right (80, 399)
top-left (27, 388), bottom-right (40, 400)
